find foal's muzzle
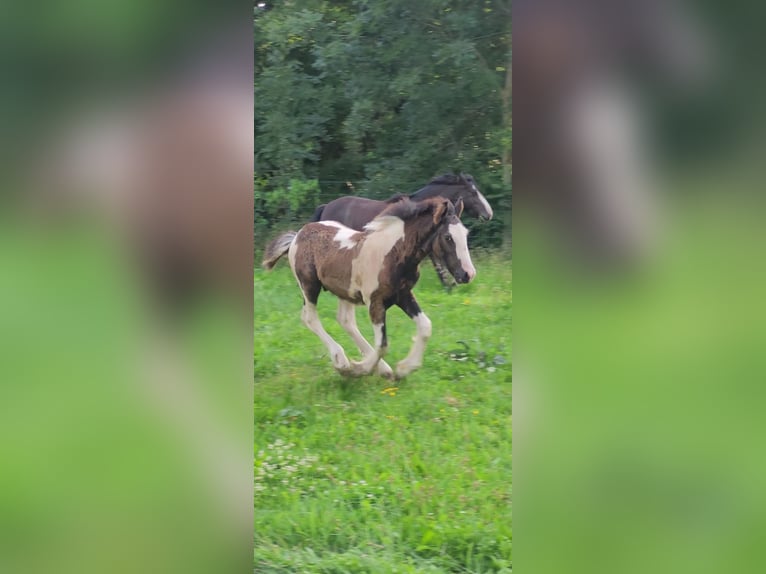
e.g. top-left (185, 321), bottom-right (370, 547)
top-left (455, 270), bottom-right (471, 284)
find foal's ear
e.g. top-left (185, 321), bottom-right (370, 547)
top-left (455, 197), bottom-right (464, 218)
top-left (432, 199), bottom-right (450, 224)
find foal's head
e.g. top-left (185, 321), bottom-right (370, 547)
top-left (427, 198), bottom-right (476, 284)
top-left (371, 196), bottom-right (476, 284)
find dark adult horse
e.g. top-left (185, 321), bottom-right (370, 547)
top-left (263, 197), bottom-right (475, 379)
top-left (310, 173), bottom-right (493, 227)
top-left (309, 173), bottom-right (491, 286)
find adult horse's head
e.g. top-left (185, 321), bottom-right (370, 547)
top-left (414, 173), bottom-right (493, 221)
top-left (457, 173), bottom-right (494, 221)
top-left (428, 198), bottom-right (476, 284)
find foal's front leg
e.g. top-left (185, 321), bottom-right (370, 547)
top-left (348, 299), bottom-right (388, 376)
top-left (395, 290), bottom-right (432, 378)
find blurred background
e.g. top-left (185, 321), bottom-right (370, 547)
top-left (0, 2), bottom-right (253, 573)
top-left (515, 1), bottom-right (766, 573)
top-left (5, 0), bottom-right (766, 571)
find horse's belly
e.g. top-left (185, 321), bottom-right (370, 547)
top-left (317, 270), bottom-right (364, 304)
top-left (320, 284), bottom-right (363, 304)
top-left (342, 289), bottom-right (365, 305)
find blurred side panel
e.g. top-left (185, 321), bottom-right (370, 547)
top-left (0, 2), bottom-right (253, 573)
top-left (514, 0), bottom-right (766, 573)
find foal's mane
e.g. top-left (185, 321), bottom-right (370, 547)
top-left (364, 197), bottom-right (440, 232)
top-left (379, 197), bottom-right (436, 220)
top-left (384, 193), bottom-right (408, 204)
top-left (379, 173), bottom-right (473, 203)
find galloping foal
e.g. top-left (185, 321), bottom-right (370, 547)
top-left (309, 173), bottom-right (492, 288)
top-left (262, 197), bottom-right (476, 379)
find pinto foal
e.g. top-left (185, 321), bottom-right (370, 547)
top-left (263, 197), bottom-right (476, 379)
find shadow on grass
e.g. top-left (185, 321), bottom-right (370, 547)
top-left (311, 369), bottom-right (387, 402)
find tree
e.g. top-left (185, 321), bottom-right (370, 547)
top-left (255, 0), bottom-right (511, 247)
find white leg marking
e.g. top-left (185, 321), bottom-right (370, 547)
top-left (351, 321), bottom-right (385, 375)
top-left (396, 312), bottom-right (433, 378)
top-left (301, 302), bottom-right (350, 372)
top-left (337, 301), bottom-right (393, 378)
top-left (449, 222), bottom-right (476, 281)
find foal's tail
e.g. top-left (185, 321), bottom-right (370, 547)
top-left (262, 231), bottom-right (297, 270)
top-left (309, 204), bottom-right (326, 222)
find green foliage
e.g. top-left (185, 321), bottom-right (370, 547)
top-left (254, 177), bottom-right (321, 235)
top-left (466, 218), bottom-right (505, 250)
top-left (254, 254), bottom-right (512, 572)
top-left (255, 0), bottom-right (512, 223)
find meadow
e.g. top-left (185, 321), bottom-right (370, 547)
top-left (254, 251), bottom-right (512, 573)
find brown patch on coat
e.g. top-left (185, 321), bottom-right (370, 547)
top-left (292, 223), bottom-right (365, 304)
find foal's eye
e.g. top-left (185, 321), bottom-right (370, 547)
top-left (445, 234), bottom-right (453, 243)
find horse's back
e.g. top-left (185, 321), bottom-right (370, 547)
top-left (314, 196), bottom-right (386, 230)
top-left (295, 221), bottom-right (361, 261)
top-left (308, 203), bottom-right (326, 222)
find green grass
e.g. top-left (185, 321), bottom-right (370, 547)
top-left (254, 252), bottom-right (512, 573)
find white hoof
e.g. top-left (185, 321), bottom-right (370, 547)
top-left (376, 360), bottom-right (395, 379)
top-left (395, 359), bottom-right (419, 379)
top-left (331, 349), bottom-right (350, 371)
top-left (349, 359), bottom-right (375, 376)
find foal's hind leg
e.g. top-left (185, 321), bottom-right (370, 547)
top-left (336, 300), bottom-right (394, 379)
top-left (294, 274), bottom-right (352, 373)
top-left (301, 301), bottom-right (352, 373)
top-left (299, 301), bottom-right (353, 372)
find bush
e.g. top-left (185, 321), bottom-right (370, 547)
top-left (254, 177), bottom-right (321, 236)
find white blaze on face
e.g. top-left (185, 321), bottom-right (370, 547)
top-left (319, 221), bottom-right (358, 249)
top-left (471, 182), bottom-right (493, 220)
top-left (351, 216), bottom-right (405, 301)
top-left (449, 222), bottom-right (476, 281)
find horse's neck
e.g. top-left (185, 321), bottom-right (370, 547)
top-left (398, 217), bottom-right (439, 264)
top-left (411, 184), bottom-right (457, 202)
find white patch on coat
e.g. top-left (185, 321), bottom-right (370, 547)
top-left (449, 222), bottom-right (476, 280)
top-left (349, 216), bottom-right (405, 302)
top-left (319, 221), bottom-right (359, 250)
top-left (471, 183), bottom-right (494, 219)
